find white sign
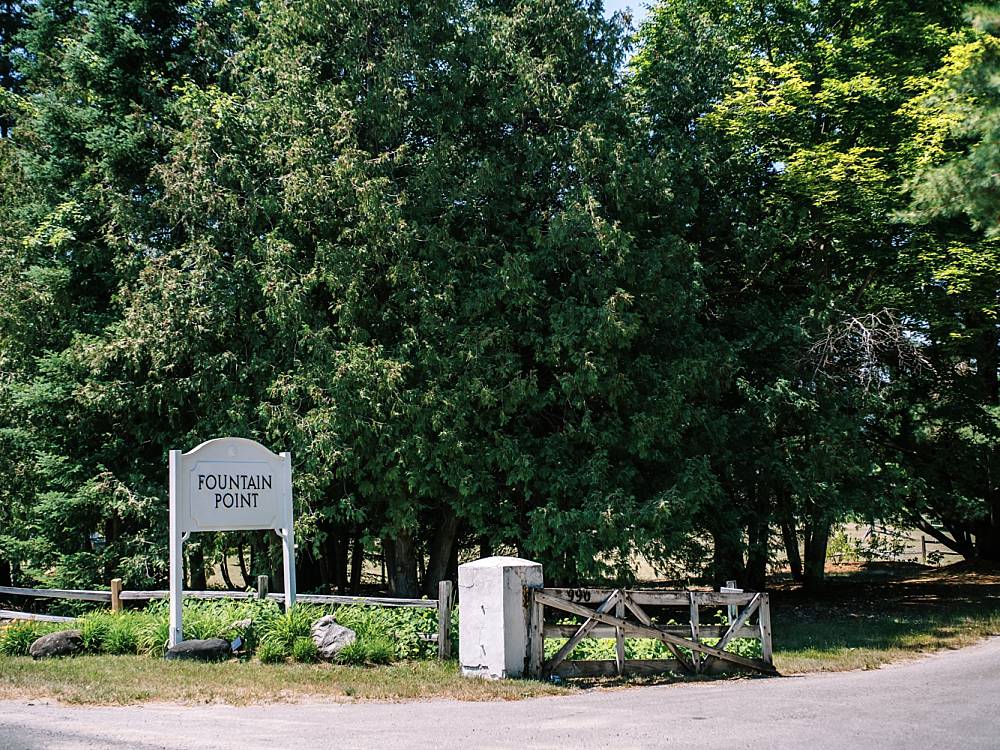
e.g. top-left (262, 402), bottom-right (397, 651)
top-left (168, 438), bottom-right (296, 647)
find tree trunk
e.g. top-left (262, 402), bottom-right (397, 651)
top-left (0, 558), bottom-right (11, 587)
top-left (334, 528), bottom-right (350, 593)
top-left (389, 531), bottom-right (420, 597)
top-left (478, 537), bottom-right (492, 560)
top-left (744, 517), bottom-right (770, 592)
top-left (188, 544), bottom-right (207, 590)
top-left (710, 527), bottom-right (745, 587)
top-left (423, 508), bottom-right (459, 596)
top-left (974, 516), bottom-right (1000, 561)
top-left (349, 532), bottom-right (364, 594)
top-left (781, 520), bottom-right (804, 582)
top-left (237, 540), bottom-right (251, 588)
top-left (803, 521), bottom-right (830, 591)
top-left (219, 548), bottom-right (235, 590)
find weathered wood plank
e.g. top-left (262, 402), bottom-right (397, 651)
top-left (539, 588), bottom-right (756, 608)
top-left (689, 591), bottom-right (701, 674)
top-left (543, 623), bottom-right (760, 640)
top-left (614, 597), bottom-right (625, 675)
top-left (110, 579), bottom-right (122, 613)
top-left (117, 589), bottom-right (438, 607)
top-left (546, 591), bottom-right (621, 672)
top-left (759, 592), bottom-right (774, 666)
top-left (534, 592), bottom-right (776, 674)
top-left (527, 588), bottom-right (544, 678)
top-left (622, 593), bottom-right (694, 673)
top-left (703, 594), bottom-right (761, 670)
top-left (437, 580), bottom-right (453, 660)
top-left (0, 609), bottom-right (75, 623)
top-left (119, 590), bottom-right (255, 601)
top-left (0, 585), bottom-right (111, 602)
top-left (271, 593), bottom-right (437, 608)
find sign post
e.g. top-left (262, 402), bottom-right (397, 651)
top-left (168, 437), bottom-right (295, 647)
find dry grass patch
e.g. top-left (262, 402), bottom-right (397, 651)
top-left (0, 656), bottom-right (567, 705)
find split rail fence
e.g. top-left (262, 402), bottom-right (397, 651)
top-left (527, 586), bottom-right (774, 678)
top-left (0, 578), bottom-right (455, 658)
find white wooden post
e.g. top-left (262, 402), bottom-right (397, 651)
top-left (168, 449), bottom-right (183, 647)
top-left (279, 451), bottom-right (296, 610)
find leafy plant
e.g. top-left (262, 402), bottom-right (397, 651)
top-left (0, 621), bottom-right (59, 656)
top-left (291, 636), bottom-right (318, 663)
top-left (256, 640), bottom-right (286, 664)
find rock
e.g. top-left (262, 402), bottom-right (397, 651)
top-left (310, 615), bottom-right (356, 659)
top-left (29, 630), bottom-right (83, 659)
top-left (164, 638), bottom-right (232, 662)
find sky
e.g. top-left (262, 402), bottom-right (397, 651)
top-left (603, 0), bottom-right (649, 26)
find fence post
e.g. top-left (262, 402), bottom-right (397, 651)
top-left (725, 580), bottom-right (738, 624)
top-left (759, 592), bottom-right (773, 666)
top-left (257, 575), bottom-right (269, 600)
top-left (437, 579), bottom-right (453, 660)
top-left (110, 578), bottom-right (122, 613)
top-left (527, 587), bottom-right (544, 679)
top-left (689, 591), bottom-right (701, 674)
top-left (921, 536), bottom-right (927, 565)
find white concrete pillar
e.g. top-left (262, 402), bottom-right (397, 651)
top-left (458, 556), bottom-right (543, 679)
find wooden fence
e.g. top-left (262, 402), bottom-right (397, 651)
top-left (0, 579), bottom-right (455, 659)
top-left (527, 586), bottom-right (774, 679)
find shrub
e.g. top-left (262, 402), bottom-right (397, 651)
top-left (78, 611), bottom-right (115, 653)
top-left (104, 615), bottom-right (143, 655)
top-left (0, 621), bottom-right (58, 656)
top-left (335, 636), bottom-right (396, 666)
top-left (257, 604), bottom-right (321, 657)
top-left (292, 636), bottom-right (318, 663)
top-left (257, 640), bottom-right (286, 664)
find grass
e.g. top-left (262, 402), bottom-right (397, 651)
top-left (0, 657), bottom-right (566, 705)
top-left (771, 562), bottom-right (1000, 673)
top-left (2, 562), bottom-right (997, 704)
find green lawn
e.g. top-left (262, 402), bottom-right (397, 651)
top-left (0, 657), bottom-right (567, 705)
top-left (3, 563), bottom-right (997, 705)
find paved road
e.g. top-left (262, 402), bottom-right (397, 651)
top-left (2, 639), bottom-right (999, 750)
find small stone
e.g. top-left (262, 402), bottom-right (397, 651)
top-left (29, 630), bottom-right (83, 659)
top-left (232, 618), bottom-right (252, 631)
top-left (164, 638), bottom-right (231, 662)
top-left (310, 615), bottom-right (356, 660)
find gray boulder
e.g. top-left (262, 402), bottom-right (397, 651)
top-left (29, 629), bottom-right (83, 659)
top-left (311, 615), bottom-right (356, 659)
top-left (164, 638), bottom-right (231, 662)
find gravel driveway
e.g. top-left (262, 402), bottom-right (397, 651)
top-left (2, 638), bottom-right (998, 749)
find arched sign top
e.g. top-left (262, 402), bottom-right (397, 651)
top-left (182, 436), bottom-right (287, 463)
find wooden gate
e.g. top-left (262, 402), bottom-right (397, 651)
top-left (526, 587), bottom-right (775, 678)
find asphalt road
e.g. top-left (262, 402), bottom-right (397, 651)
top-left (2, 638), bottom-right (999, 750)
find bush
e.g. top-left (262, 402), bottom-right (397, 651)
top-left (78, 611), bottom-right (115, 653)
top-left (292, 636), bottom-right (318, 663)
top-left (257, 604), bottom-right (321, 658)
top-left (0, 621), bottom-right (59, 656)
top-left (335, 636), bottom-right (396, 666)
top-left (257, 639), bottom-right (286, 664)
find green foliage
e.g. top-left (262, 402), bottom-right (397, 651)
top-left (256, 605), bottom-right (322, 658)
top-left (1, 0), bottom-right (999, 600)
top-left (0, 621), bottom-right (60, 656)
top-left (256, 640), bottom-right (286, 665)
top-left (335, 638), bottom-right (397, 667)
top-left (334, 605), bottom-right (436, 661)
top-left (291, 637), bottom-right (319, 664)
